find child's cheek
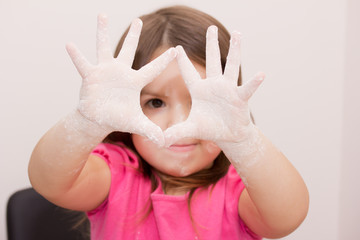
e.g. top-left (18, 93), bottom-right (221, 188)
top-left (145, 112), bottom-right (167, 130)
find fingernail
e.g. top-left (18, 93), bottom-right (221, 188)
top-left (98, 13), bottom-right (108, 21)
top-left (258, 74), bottom-right (265, 81)
top-left (232, 30), bottom-right (242, 38)
top-left (175, 45), bottom-right (185, 56)
top-left (231, 31), bottom-right (242, 46)
top-left (131, 18), bottom-right (143, 32)
top-left (207, 25), bottom-right (218, 38)
top-left (256, 72), bottom-right (265, 81)
top-left (134, 18), bottom-right (143, 26)
top-left (169, 48), bottom-right (177, 58)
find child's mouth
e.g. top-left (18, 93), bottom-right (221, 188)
top-left (168, 143), bottom-right (197, 152)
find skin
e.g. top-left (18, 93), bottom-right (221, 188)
top-left (28, 15), bottom-right (177, 211)
top-left (28, 14), bottom-right (309, 239)
top-left (132, 49), bottom-right (221, 181)
top-left (163, 27), bottom-right (309, 238)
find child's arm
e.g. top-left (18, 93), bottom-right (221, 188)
top-left (165, 26), bottom-right (309, 238)
top-left (29, 110), bottom-right (111, 211)
top-left (28, 15), bottom-right (176, 211)
top-left (221, 130), bottom-right (309, 238)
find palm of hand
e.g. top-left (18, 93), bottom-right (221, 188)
top-left (78, 61), bottom-right (143, 128)
top-left (184, 76), bottom-right (252, 141)
top-left (165, 26), bottom-right (264, 146)
top-left (66, 15), bottom-right (175, 144)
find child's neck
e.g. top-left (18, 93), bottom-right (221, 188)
top-left (162, 185), bottom-right (190, 196)
top-left (156, 172), bottom-right (190, 196)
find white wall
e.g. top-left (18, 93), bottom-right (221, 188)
top-left (0, 0), bottom-right (355, 239)
top-left (338, 0), bottom-right (360, 238)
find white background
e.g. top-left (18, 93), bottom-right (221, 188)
top-left (1, 0), bottom-right (359, 239)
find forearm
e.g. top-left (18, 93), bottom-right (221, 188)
top-left (28, 110), bottom-right (110, 199)
top-left (219, 126), bottom-right (309, 235)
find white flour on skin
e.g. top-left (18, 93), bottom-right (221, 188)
top-left (218, 125), bottom-right (265, 186)
top-left (203, 141), bottom-right (220, 155)
top-left (66, 15), bottom-right (176, 147)
top-left (52, 110), bottom-right (109, 175)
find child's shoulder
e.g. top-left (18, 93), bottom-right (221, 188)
top-left (222, 165), bottom-right (247, 201)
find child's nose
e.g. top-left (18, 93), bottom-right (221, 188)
top-left (167, 103), bottom-right (190, 128)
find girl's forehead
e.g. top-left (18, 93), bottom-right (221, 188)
top-left (150, 46), bottom-right (173, 60)
top-left (144, 46), bottom-right (206, 96)
top-left (142, 61), bottom-right (185, 94)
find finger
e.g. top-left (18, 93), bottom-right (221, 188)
top-left (164, 121), bottom-right (198, 147)
top-left (96, 14), bottom-right (113, 63)
top-left (138, 47), bottom-right (177, 86)
top-left (117, 18), bottom-right (142, 66)
top-left (238, 72), bottom-right (265, 101)
top-left (223, 31), bottom-right (242, 84)
top-left (66, 43), bottom-right (93, 79)
top-left (206, 25), bottom-right (222, 78)
top-left (133, 115), bottom-right (165, 146)
top-left (176, 45), bottom-right (201, 86)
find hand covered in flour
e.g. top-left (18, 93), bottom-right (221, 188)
top-left (66, 15), bottom-right (176, 145)
top-left (164, 26), bottom-right (264, 150)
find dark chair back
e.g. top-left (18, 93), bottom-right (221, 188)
top-left (7, 188), bottom-right (90, 240)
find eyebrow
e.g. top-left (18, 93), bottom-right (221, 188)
top-left (141, 88), bottom-right (163, 97)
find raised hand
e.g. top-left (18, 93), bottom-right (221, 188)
top-left (164, 26), bottom-right (264, 148)
top-left (66, 14), bottom-right (176, 145)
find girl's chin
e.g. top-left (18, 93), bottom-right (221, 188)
top-left (157, 168), bottom-right (193, 178)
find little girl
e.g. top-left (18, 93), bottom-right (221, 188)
top-left (28, 5), bottom-right (309, 240)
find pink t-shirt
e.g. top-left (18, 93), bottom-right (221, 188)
top-left (87, 143), bottom-right (261, 240)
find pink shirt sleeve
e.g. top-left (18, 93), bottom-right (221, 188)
top-left (225, 165), bottom-right (261, 239)
top-left (87, 142), bottom-right (140, 216)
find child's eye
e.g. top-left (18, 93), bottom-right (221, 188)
top-left (146, 98), bottom-right (165, 108)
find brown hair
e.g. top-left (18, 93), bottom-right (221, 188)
top-left (105, 5), bottom-right (239, 231)
top-left (116, 5), bottom-right (241, 82)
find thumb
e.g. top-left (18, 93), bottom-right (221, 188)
top-left (238, 72), bottom-right (265, 101)
top-left (131, 116), bottom-right (165, 147)
top-left (66, 43), bottom-right (92, 79)
top-left (164, 121), bottom-right (198, 147)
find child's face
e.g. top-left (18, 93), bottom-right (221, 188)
top-left (131, 47), bottom-right (221, 177)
